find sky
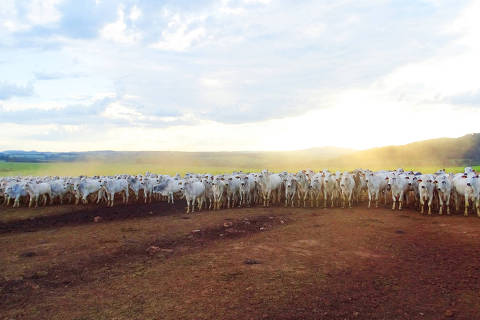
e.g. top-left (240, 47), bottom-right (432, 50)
top-left (1, 0), bottom-right (480, 152)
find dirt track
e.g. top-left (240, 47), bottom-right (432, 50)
top-left (1, 203), bottom-right (480, 320)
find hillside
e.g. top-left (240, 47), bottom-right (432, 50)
top-left (1, 134), bottom-right (479, 172)
top-left (328, 133), bottom-right (480, 168)
top-left (0, 147), bottom-right (354, 172)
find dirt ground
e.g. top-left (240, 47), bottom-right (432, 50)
top-left (1, 202), bottom-right (480, 320)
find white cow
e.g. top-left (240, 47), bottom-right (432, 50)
top-left (386, 173), bottom-right (409, 211)
top-left (339, 172), bottom-right (355, 208)
top-left (128, 176), bottom-right (144, 202)
top-left (307, 173), bottom-right (323, 208)
top-left (225, 176), bottom-right (241, 208)
top-left (4, 183), bottom-right (28, 208)
top-left (212, 178), bottom-right (226, 210)
top-left (184, 179), bottom-right (205, 213)
top-left (239, 175), bottom-right (256, 207)
top-left (434, 174), bottom-right (452, 215)
top-left (153, 178), bottom-right (184, 204)
top-left (417, 175), bottom-right (435, 215)
top-left (24, 182), bottom-right (52, 207)
top-left (365, 172), bottom-right (389, 208)
top-left (452, 172), bottom-right (478, 216)
top-left (258, 171), bottom-right (283, 207)
top-left (102, 178), bottom-right (129, 207)
top-left (323, 172), bottom-right (338, 208)
top-left (203, 179), bottom-right (214, 210)
top-left (143, 177), bottom-right (161, 204)
top-left (75, 179), bottom-right (103, 205)
top-left (49, 179), bottom-right (69, 205)
top-left (283, 174), bottom-right (298, 207)
top-left (295, 171), bottom-right (310, 207)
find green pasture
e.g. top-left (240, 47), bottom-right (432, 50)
top-left (1, 160), bottom-right (479, 177)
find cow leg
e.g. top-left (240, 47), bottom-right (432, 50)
top-left (476, 197), bottom-right (480, 217)
top-left (111, 192), bottom-right (116, 207)
top-left (398, 192), bottom-right (404, 210)
top-left (438, 196), bottom-right (444, 215)
top-left (197, 197), bottom-right (202, 211)
top-left (453, 192), bottom-right (459, 212)
top-left (14, 197), bottom-right (20, 208)
top-left (464, 194), bottom-right (469, 216)
top-left (191, 196), bottom-right (196, 213)
top-left (446, 195), bottom-right (451, 215)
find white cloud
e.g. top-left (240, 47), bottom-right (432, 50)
top-left (151, 11), bottom-right (207, 52)
top-left (101, 102), bottom-right (145, 121)
top-left (2, 0), bottom-right (480, 152)
top-left (370, 1), bottom-right (480, 105)
top-left (100, 5), bottom-right (142, 44)
top-left (27, 0), bottom-right (63, 26)
top-left (0, 101), bottom-right (65, 112)
top-left (301, 23), bottom-right (326, 38)
top-left (129, 5), bottom-right (142, 22)
top-left (200, 77), bottom-right (224, 88)
top-left (243, 0), bottom-right (271, 4)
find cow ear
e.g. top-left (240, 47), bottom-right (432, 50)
top-left (462, 176), bottom-right (467, 179)
top-left (417, 179), bottom-right (422, 182)
top-left (220, 177), bottom-right (224, 180)
top-left (405, 176), bottom-right (409, 179)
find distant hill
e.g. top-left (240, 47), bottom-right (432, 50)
top-left (1, 134), bottom-right (479, 170)
top-left (326, 133), bottom-right (480, 168)
top-left (0, 147), bottom-right (354, 169)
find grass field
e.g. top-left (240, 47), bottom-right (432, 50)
top-left (1, 160), bottom-right (479, 177)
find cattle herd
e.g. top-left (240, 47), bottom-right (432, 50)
top-left (1, 167), bottom-right (480, 217)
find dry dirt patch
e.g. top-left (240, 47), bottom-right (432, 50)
top-left (1, 205), bottom-right (480, 320)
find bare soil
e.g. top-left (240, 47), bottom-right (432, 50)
top-left (1, 203), bottom-right (479, 320)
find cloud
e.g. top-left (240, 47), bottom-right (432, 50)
top-left (26, 0), bottom-right (64, 26)
top-left (0, 95), bottom-right (112, 124)
top-left (1, 0), bottom-right (479, 151)
top-left (100, 5), bottom-right (142, 44)
top-left (0, 81), bottom-right (34, 100)
top-left (34, 71), bottom-right (84, 80)
top-left (150, 10), bottom-right (207, 51)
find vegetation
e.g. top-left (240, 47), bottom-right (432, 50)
top-left (1, 133), bottom-right (479, 176)
top-left (1, 160), bottom-right (479, 177)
